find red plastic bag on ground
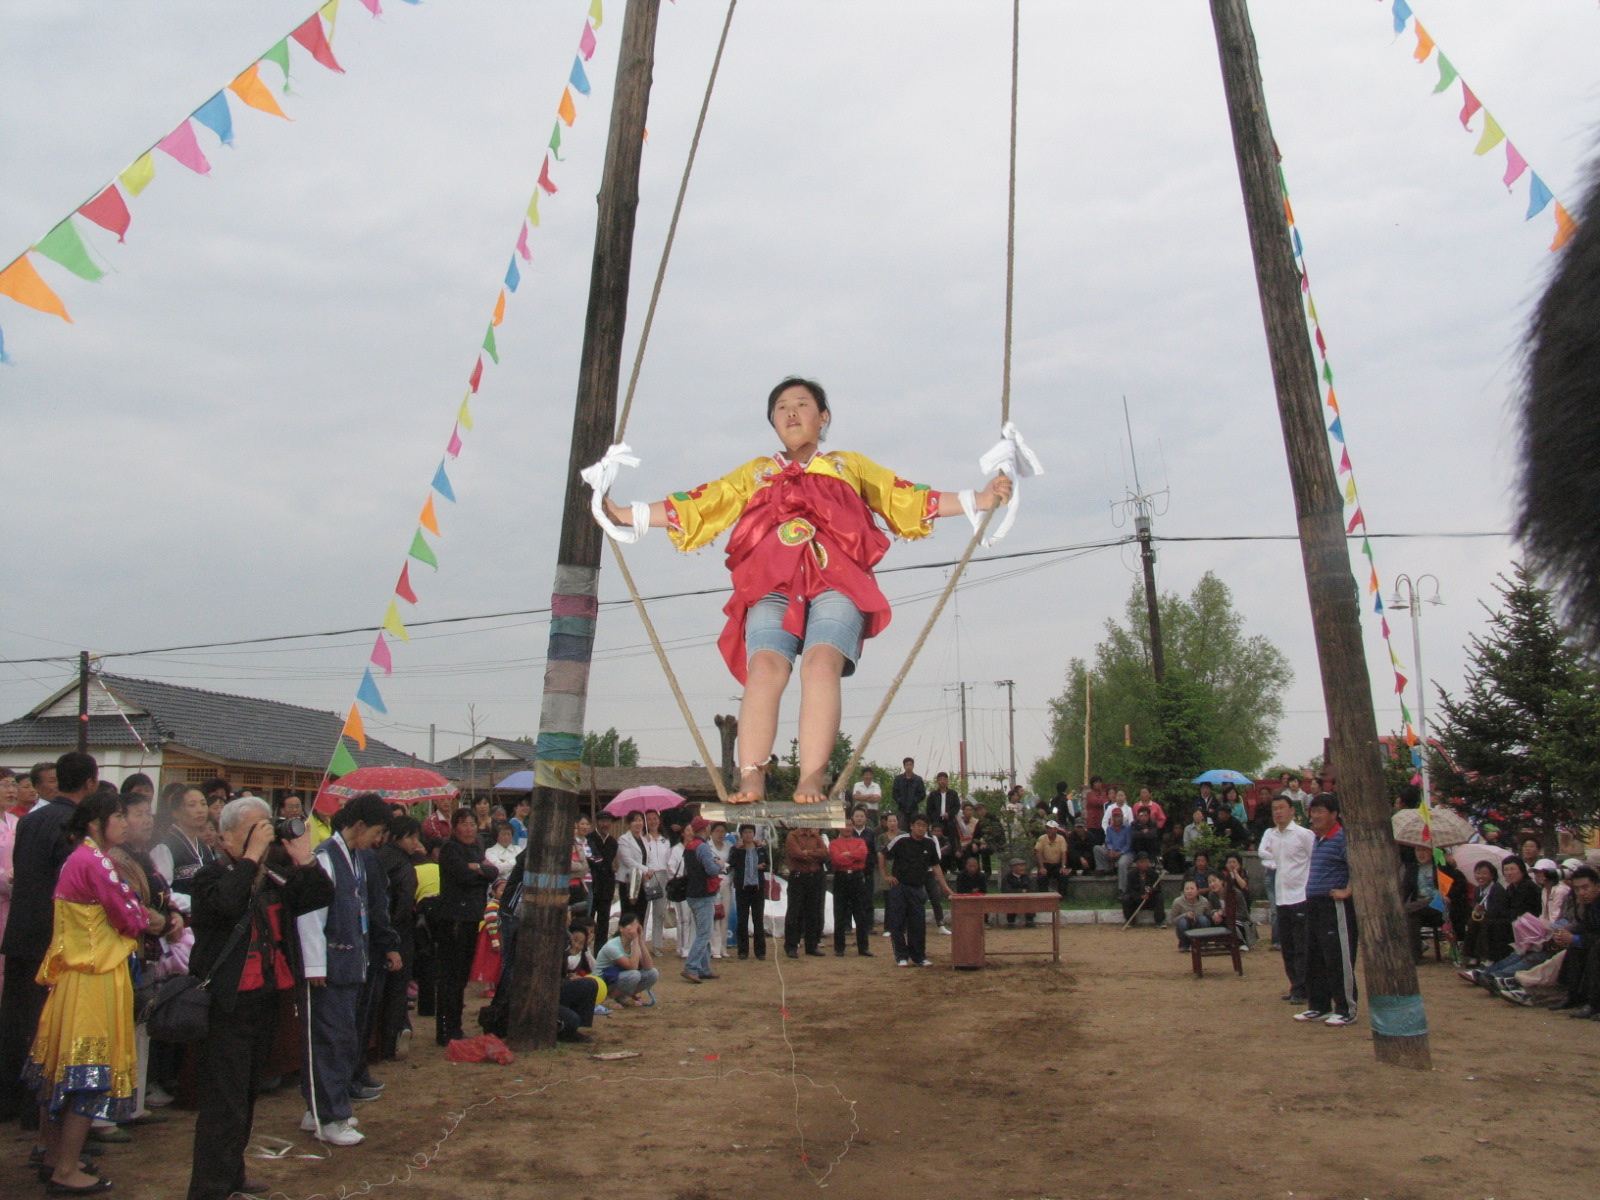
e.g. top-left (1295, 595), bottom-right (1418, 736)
top-left (444, 1034), bottom-right (516, 1065)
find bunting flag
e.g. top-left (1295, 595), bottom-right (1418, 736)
top-left (1386, 4), bottom-right (1576, 251)
top-left (323, 7), bottom-right (609, 789)
top-left (1282, 158), bottom-right (1424, 766)
top-left (1, 1), bottom-right (400, 352)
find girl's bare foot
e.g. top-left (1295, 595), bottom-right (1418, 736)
top-left (729, 766), bottom-right (766, 805)
top-left (793, 771), bottom-right (829, 804)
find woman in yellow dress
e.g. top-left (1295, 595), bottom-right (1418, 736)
top-left (600, 377), bottom-right (1011, 804)
top-left (25, 788), bottom-right (166, 1194)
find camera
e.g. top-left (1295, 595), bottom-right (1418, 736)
top-left (274, 816), bottom-right (307, 842)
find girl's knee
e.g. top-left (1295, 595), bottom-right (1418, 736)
top-left (799, 645), bottom-right (846, 679)
top-left (747, 649), bottom-right (793, 684)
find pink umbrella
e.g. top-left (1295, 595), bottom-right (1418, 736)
top-left (604, 785), bottom-right (687, 818)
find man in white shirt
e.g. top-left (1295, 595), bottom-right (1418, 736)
top-left (850, 767), bottom-right (882, 817)
top-left (1258, 794), bottom-right (1316, 1005)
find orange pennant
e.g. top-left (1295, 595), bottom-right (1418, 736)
top-left (1412, 23), bottom-right (1434, 63)
top-left (229, 63), bottom-right (289, 118)
top-left (491, 289), bottom-right (506, 327)
top-left (420, 495), bottom-right (440, 535)
top-left (557, 87), bottom-right (577, 127)
top-left (0, 254), bottom-right (71, 321)
top-left (342, 702), bottom-right (368, 750)
top-left (1552, 203), bottom-right (1577, 251)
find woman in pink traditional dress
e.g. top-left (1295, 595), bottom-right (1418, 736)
top-left (25, 788), bottom-right (167, 1194)
top-left (0, 768), bottom-right (18, 993)
top-left (601, 378), bottom-right (1011, 804)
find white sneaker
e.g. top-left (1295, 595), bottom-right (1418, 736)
top-left (897, 959), bottom-right (911, 968)
top-left (315, 1119), bottom-right (364, 1146)
top-left (145, 1085), bottom-right (174, 1108)
top-left (302, 1112), bottom-right (361, 1132)
top-left (939, 926), bottom-right (952, 936)
top-left (918, 958), bottom-right (934, 967)
top-left (394, 1027), bottom-right (412, 1060)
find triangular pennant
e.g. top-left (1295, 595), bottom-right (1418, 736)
top-left (558, 88), bottom-right (577, 127)
top-left (1338, 447), bottom-right (1351, 473)
top-left (1459, 84), bottom-right (1481, 130)
top-left (492, 289), bottom-right (506, 326)
top-left (538, 156), bottom-right (559, 195)
top-left (589, 0), bottom-right (603, 27)
top-left (580, 21), bottom-right (597, 59)
top-left (35, 220), bottom-right (104, 282)
top-left (482, 324), bottom-right (499, 364)
top-left (156, 121), bottom-right (211, 175)
top-left (1321, 361), bottom-right (1333, 385)
top-left (1361, 537), bottom-right (1373, 560)
top-left (395, 563), bottom-right (418, 604)
top-left (383, 600), bottom-right (411, 642)
top-left (78, 186), bottom-right (131, 242)
top-left (1394, 672), bottom-right (1408, 695)
top-left (1381, 617), bottom-right (1392, 639)
top-left (458, 395), bottom-right (474, 431)
top-left (229, 63), bottom-right (289, 118)
top-left (1389, 645), bottom-right (1402, 667)
top-left (1346, 506), bottom-right (1365, 534)
top-left (1373, 592), bottom-right (1384, 614)
top-left (1503, 143), bottom-right (1528, 190)
top-left (432, 461), bottom-right (457, 502)
top-left (370, 632), bottom-right (393, 674)
top-left (1344, 477), bottom-right (1357, 504)
top-left (527, 189), bottom-right (541, 227)
top-left (569, 57), bottom-right (592, 95)
top-left (1401, 699), bottom-right (1414, 724)
top-left (192, 92), bottom-right (235, 146)
top-left (320, 0), bottom-right (342, 35)
top-left (1307, 295), bottom-right (1318, 323)
top-left (290, 14), bottom-right (345, 73)
top-left (468, 357), bottom-right (483, 393)
top-left (516, 223), bottom-right (531, 261)
top-left (1314, 326), bottom-right (1327, 358)
top-left (1412, 21), bottom-right (1434, 62)
top-left (420, 495), bottom-right (440, 535)
top-left (0, 325), bottom-right (9, 365)
top-left (1392, 0), bottom-right (1412, 35)
top-left (1552, 203), bottom-right (1577, 252)
top-left (0, 255), bottom-right (71, 321)
top-left (1472, 113), bottom-right (1505, 157)
top-left (1368, 566), bottom-right (1379, 593)
top-left (343, 702), bottom-right (368, 750)
top-left (119, 153), bottom-right (156, 196)
top-left (446, 425), bottom-right (463, 458)
top-left (330, 738), bottom-right (360, 777)
top-left (356, 667), bottom-right (388, 714)
top-left (505, 257), bottom-right (521, 292)
top-left (408, 528), bottom-right (439, 569)
top-left (1432, 53), bottom-right (1457, 94)
top-left (1526, 174), bottom-right (1553, 219)
top-left (261, 40), bottom-right (293, 88)
top-left (1328, 416), bottom-right (1345, 442)
top-left (1326, 387), bottom-right (1339, 412)
top-left (550, 121), bottom-right (565, 162)
top-left (359, 0), bottom-right (381, 13)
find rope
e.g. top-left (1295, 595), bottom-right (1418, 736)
top-left (602, 0), bottom-right (740, 805)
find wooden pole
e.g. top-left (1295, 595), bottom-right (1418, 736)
top-left (1207, 0), bottom-right (1430, 1068)
top-left (504, 0), bottom-right (662, 1049)
top-left (76, 651), bottom-right (90, 755)
top-left (1082, 673), bottom-right (1091, 788)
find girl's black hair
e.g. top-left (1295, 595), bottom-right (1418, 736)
top-left (765, 376), bottom-right (829, 425)
top-left (68, 789), bottom-right (126, 842)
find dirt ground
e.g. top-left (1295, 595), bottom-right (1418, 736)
top-left (9, 923), bottom-right (1598, 1200)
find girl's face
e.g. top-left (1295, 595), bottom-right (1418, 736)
top-left (1183, 881), bottom-right (1199, 901)
top-left (0, 776), bottom-right (16, 804)
top-left (1475, 864), bottom-right (1495, 886)
top-left (1503, 859), bottom-right (1525, 885)
top-left (645, 811), bottom-right (661, 833)
top-left (770, 385), bottom-right (828, 453)
top-left (576, 818), bottom-right (592, 839)
top-left (97, 810), bottom-right (130, 848)
top-left (498, 825), bottom-right (514, 846)
top-left (180, 789), bottom-right (211, 831)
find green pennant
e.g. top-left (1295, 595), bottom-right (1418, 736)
top-left (330, 738), bottom-right (359, 776)
top-left (1321, 361), bottom-right (1334, 384)
top-left (35, 219), bottom-right (104, 282)
top-left (1361, 537), bottom-right (1374, 560)
top-left (262, 39), bottom-right (292, 87)
top-left (1432, 54), bottom-right (1457, 95)
top-left (549, 121), bottom-right (565, 161)
top-left (483, 324), bottom-right (499, 364)
top-left (1399, 699), bottom-right (1413, 723)
top-left (408, 528), bottom-right (439, 569)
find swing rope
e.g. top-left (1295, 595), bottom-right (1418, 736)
top-left (599, 0), bottom-right (1024, 808)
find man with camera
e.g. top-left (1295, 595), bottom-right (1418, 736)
top-left (185, 796), bottom-right (331, 1200)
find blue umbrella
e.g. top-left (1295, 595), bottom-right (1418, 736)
top-left (492, 769), bottom-right (534, 790)
top-left (1191, 769), bottom-right (1253, 786)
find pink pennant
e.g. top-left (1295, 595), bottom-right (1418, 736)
top-left (516, 222), bottom-right (531, 261)
top-left (370, 632), bottom-right (393, 675)
top-left (446, 425), bottom-right (463, 458)
top-left (1345, 507), bottom-right (1365, 534)
top-left (1503, 143), bottom-right (1528, 190)
top-left (1459, 84), bottom-right (1481, 129)
top-left (1380, 617), bottom-right (1392, 639)
top-left (359, 0), bottom-right (382, 12)
top-left (1337, 447), bottom-right (1351, 473)
top-left (78, 186), bottom-right (132, 242)
top-left (580, 22), bottom-right (597, 60)
top-left (291, 14), bottom-right (345, 73)
top-left (469, 357), bottom-right (483, 392)
top-left (156, 121), bottom-right (211, 175)
top-left (1314, 327), bottom-right (1327, 357)
top-left (1394, 672), bottom-right (1408, 694)
top-left (1299, 270), bottom-right (1309, 294)
top-left (538, 156), bottom-right (558, 195)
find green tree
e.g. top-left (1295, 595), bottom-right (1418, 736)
top-left (1431, 564), bottom-right (1600, 851)
top-left (582, 727), bottom-right (640, 768)
top-left (1030, 572), bottom-right (1292, 802)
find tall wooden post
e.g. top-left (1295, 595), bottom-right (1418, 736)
top-left (504, 0), bottom-right (662, 1048)
top-left (1208, 0), bottom-right (1430, 1068)
top-left (76, 651), bottom-right (90, 754)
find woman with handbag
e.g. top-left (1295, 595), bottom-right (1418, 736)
top-left (614, 812), bottom-right (650, 928)
top-left (184, 797), bottom-right (328, 1200)
top-left (25, 788), bottom-right (168, 1194)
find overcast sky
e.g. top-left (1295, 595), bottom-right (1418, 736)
top-left (3, 0), bottom-right (1597, 786)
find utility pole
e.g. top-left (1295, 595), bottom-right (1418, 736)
top-left (1119, 399), bottom-right (1167, 683)
top-left (957, 680), bottom-right (969, 795)
top-left (428, 723), bottom-right (436, 763)
top-left (998, 679), bottom-right (1016, 791)
top-left (1082, 673), bottom-right (1092, 788)
top-left (1209, 0), bottom-right (1430, 1069)
top-left (505, 0), bottom-right (661, 1050)
top-left (76, 651), bottom-right (90, 754)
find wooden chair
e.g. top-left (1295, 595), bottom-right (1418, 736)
top-left (1185, 889), bottom-right (1243, 977)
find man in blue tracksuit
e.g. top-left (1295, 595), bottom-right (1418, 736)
top-left (1295, 794), bottom-right (1359, 1027)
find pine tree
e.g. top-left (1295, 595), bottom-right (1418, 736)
top-left (1432, 563), bottom-right (1600, 851)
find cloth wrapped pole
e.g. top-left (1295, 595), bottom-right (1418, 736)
top-left (958, 421), bottom-right (1043, 545)
top-left (580, 442), bottom-right (651, 543)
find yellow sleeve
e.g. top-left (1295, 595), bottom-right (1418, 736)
top-left (845, 452), bottom-right (937, 540)
top-left (665, 458), bottom-right (765, 553)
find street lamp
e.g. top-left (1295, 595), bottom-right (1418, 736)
top-left (1390, 573), bottom-right (1443, 804)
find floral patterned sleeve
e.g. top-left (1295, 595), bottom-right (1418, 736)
top-left (846, 452), bottom-right (939, 539)
top-left (664, 458), bottom-right (764, 553)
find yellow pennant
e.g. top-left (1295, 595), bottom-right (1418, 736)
top-left (527, 189), bottom-right (541, 227)
top-left (458, 394), bottom-right (474, 431)
top-left (119, 153), bottom-right (156, 197)
top-left (342, 702), bottom-right (367, 750)
top-left (383, 600), bottom-right (410, 643)
top-left (320, 0), bottom-right (341, 37)
top-left (1343, 477), bottom-right (1357, 503)
top-left (420, 494), bottom-right (440, 535)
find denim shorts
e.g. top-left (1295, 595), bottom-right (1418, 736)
top-left (745, 589), bottom-right (864, 675)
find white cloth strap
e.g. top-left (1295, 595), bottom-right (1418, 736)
top-left (580, 442), bottom-right (650, 543)
top-left (963, 421), bottom-right (1043, 545)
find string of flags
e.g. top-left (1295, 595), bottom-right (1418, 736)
top-left (0, 0), bottom-right (420, 364)
top-left (326, 0), bottom-right (608, 781)
top-left (1383, 0), bottom-right (1576, 252)
top-left (1277, 161), bottom-right (1425, 769)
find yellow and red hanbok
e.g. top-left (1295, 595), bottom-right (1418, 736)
top-left (664, 450), bottom-right (940, 683)
top-left (23, 842), bottom-right (148, 1119)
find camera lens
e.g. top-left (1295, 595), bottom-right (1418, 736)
top-left (275, 816), bottom-right (306, 841)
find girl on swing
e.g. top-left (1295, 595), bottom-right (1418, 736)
top-left (599, 377), bottom-right (1011, 804)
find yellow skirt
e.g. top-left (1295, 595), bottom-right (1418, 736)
top-left (24, 963), bottom-right (138, 1120)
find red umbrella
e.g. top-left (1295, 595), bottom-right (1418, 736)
top-left (315, 766), bottom-right (457, 815)
top-left (603, 785), bottom-right (688, 818)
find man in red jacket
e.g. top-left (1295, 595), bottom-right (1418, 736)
top-left (830, 823), bottom-right (874, 957)
top-left (782, 826), bottom-right (830, 958)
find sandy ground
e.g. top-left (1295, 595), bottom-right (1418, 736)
top-left (7, 923), bottom-right (1598, 1200)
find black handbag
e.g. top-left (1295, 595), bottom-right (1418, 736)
top-left (141, 883), bottom-right (261, 1043)
top-left (665, 875), bottom-right (688, 903)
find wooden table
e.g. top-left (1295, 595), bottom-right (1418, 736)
top-left (948, 893), bottom-right (1061, 969)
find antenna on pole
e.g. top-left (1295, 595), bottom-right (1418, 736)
top-left (1112, 397), bottom-right (1168, 682)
